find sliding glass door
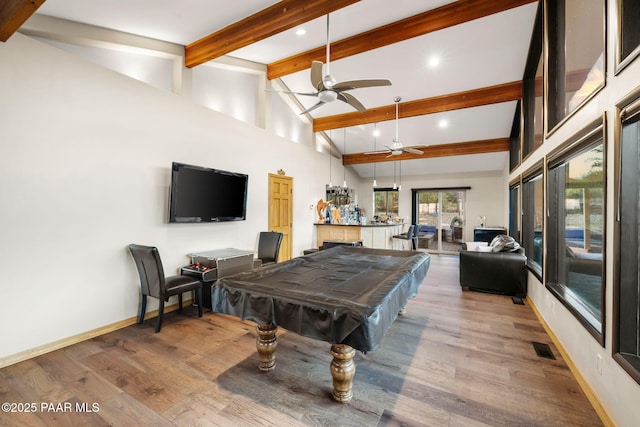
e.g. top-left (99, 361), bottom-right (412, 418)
top-left (414, 189), bottom-right (466, 253)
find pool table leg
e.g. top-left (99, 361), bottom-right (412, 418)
top-left (256, 323), bottom-right (277, 372)
top-left (330, 344), bottom-right (356, 403)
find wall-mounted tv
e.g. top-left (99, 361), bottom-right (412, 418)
top-left (169, 162), bottom-right (248, 223)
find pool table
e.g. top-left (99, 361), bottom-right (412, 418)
top-left (210, 246), bottom-right (430, 403)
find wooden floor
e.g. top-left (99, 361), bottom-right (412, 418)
top-left (0, 255), bottom-right (603, 426)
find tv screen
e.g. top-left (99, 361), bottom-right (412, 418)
top-left (169, 162), bottom-right (248, 223)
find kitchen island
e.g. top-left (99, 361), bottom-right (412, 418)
top-left (315, 223), bottom-right (404, 250)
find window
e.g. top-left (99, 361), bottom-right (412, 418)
top-left (616, 0), bottom-right (640, 71)
top-left (546, 0), bottom-right (605, 132)
top-left (522, 166), bottom-right (544, 278)
top-left (509, 182), bottom-right (521, 242)
top-left (509, 102), bottom-right (522, 171)
top-left (521, 3), bottom-right (543, 159)
top-left (523, 55), bottom-right (544, 156)
top-left (547, 121), bottom-right (605, 343)
top-left (373, 188), bottom-right (398, 219)
top-left (614, 96), bottom-right (640, 384)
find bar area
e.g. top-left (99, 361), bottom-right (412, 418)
top-left (315, 186), bottom-right (404, 250)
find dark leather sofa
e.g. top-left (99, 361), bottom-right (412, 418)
top-left (459, 239), bottom-right (527, 297)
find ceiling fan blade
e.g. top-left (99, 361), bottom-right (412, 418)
top-left (332, 79), bottom-right (393, 91)
top-left (310, 61), bottom-right (324, 91)
top-left (299, 100), bottom-right (325, 115)
top-left (405, 147), bottom-right (424, 154)
top-left (337, 92), bottom-right (366, 112)
top-left (364, 149), bottom-right (389, 155)
top-left (267, 89), bottom-right (319, 97)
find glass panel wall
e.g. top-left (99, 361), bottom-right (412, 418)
top-left (415, 189), bottom-right (466, 253)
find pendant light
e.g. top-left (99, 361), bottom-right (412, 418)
top-left (343, 128), bottom-right (347, 188)
top-left (328, 130), bottom-right (332, 187)
top-left (393, 161), bottom-right (397, 190)
top-left (398, 160), bottom-right (402, 191)
top-left (373, 123), bottom-right (378, 187)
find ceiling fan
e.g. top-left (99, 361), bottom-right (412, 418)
top-left (365, 96), bottom-right (425, 157)
top-left (282, 14), bottom-right (392, 115)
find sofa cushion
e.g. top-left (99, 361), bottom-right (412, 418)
top-left (464, 241), bottom-right (488, 251)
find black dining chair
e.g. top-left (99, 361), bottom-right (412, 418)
top-left (128, 244), bottom-right (203, 333)
top-left (392, 224), bottom-right (420, 250)
top-left (410, 223), bottom-right (421, 250)
top-left (257, 231), bottom-right (283, 266)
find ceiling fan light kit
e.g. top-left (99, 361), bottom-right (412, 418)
top-left (364, 96), bottom-right (425, 158)
top-left (292, 14), bottom-right (391, 115)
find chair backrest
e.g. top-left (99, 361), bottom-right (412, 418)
top-left (128, 244), bottom-right (165, 298)
top-left (410, 224), bottom-right (420, 249)
top-left (257, 232), bottom-right (283, 264)
top-left (405, 224), bottom-right (416, 236)
top-left (411, 224), bottom-right (421, 239)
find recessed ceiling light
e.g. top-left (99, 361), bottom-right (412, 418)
top-left (296, 28), bottom-right (306, 36)
top-left (373, 128), bottom-right (381, 137)
top-left (439, 119), bottom-right (448, 128)
top-left (428, 56), bottom-right (440, 68)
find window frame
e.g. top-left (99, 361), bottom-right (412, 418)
top-left (522, 162), bottom-right (545, 281)
top-left (521, 3), bottom-right (544, 161)
top-left (615, 0), bottom-right (640, 73)
top-left (509, 101), bottom-right (523, 172)
top-left (373, 187), bottom-right (399, 219)
top-left (509, 179), bottom-right (522, 242)
top-left (544, 0), bottom-right (606, 135)
top-left (613, 90), bottom-right (640, 384)
top-left (546, 117), bottom-right (606, 345)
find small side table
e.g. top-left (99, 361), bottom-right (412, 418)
top-left (181, 248), bottom-right (255, 309)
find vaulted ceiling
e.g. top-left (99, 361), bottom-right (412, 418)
top-left (2, 0), bottom-right (539, 178)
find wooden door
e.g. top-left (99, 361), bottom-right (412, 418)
top-left (268, 173), bottom-right (293, 261)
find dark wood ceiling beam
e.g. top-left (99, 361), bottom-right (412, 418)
top-left (185, 0), bottom-right (359, 68)
top-left (268, 0), bottom-right (538, 79)
top-left (0, 0), bottom-right (45, 42)
top-left (343, 138), bottom-right (510, 165)
top-left (314, 81), bottom-right (522, 132)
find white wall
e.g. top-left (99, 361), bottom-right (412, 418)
top-left (0, 33), bottom-right (331, 360)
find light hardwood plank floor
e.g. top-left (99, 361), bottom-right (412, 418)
top-left (0, 254), bottom-right (603, 426)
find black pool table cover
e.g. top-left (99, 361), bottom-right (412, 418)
top-left (211, 246), bottom-right (430, 352)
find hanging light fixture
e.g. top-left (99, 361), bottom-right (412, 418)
top-left (343, 128), bottom-right (347, 188)
top-left (373, 123), bottom-right (378, 187)
top-left (393, 161), bottom-right (397, 190)
top-left (398, 160), bottom-right (402, 191)
top-left (328, 130), bottom-right (332, 187)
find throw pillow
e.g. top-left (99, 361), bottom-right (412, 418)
top-left (489, 235), bottom-right (521, 252)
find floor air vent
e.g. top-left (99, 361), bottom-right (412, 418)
top-left (532, 342), bottom-right (555, 360)
top-left (512, 296), bottom-right (524, 305)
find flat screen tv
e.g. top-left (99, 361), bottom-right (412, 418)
top-left (169, 162), bottom-right (248, 223)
